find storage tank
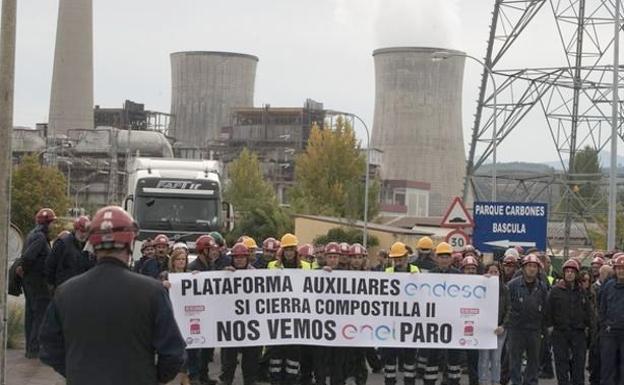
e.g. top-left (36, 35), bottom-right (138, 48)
top-left (48, 0), bottom-right (94, 136)
top-left (372, 47), bottom-right (466, 216)
top-left (170, 51), bottom-right (258, 146)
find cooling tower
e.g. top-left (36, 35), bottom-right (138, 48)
top-left (372, 47), bottom-right (466, 216)
top-left (48, 0), bottom-right (94, 136)
top-left (170, 51), bottom-right (258, 145)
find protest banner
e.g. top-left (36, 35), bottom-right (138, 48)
top-left (168, 269), bottom-right (499, 349)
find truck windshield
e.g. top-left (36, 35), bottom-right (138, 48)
top-left (134, 195), bottom-right (219, 231)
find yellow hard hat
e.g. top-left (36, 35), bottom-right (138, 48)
top-left (417, 236), bottom-right (433, 250)
top-left (243, 237), bottom-right (258, 249)
top-left (435, 242), bottom-right (453, 255)
top-left (389, 242), bottom-right (408, 258)
top-left (280, 233), bottom-right (299, 248)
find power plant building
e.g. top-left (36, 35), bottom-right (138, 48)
top-left (48, 0), bottom-right (94, 136)
top-left (372, 47), bottom-right (466, 216)
top-left (170, 51), bottom-right (258, 147)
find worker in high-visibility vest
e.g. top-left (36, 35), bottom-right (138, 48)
top-left (268, 233), bottom-right (309, 385)
top-left (381, 242), bottom-right (419, 385)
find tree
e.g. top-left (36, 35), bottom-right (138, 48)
top-left (223, 148), bottom-right (292, 243)
top-left (11, 154), bottom-right (70, 234)
top-left (290, 117), bottom-right (379, 220)
top-left (224, 148), bottom-right (276, 213)
top-left (569, 146), bottom-right (603, 215)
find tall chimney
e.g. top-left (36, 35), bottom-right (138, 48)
top-left (48, 0), bottom-right (94, 136)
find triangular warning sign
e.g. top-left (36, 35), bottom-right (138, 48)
top-left (440, 197), bottom-right (474, 228)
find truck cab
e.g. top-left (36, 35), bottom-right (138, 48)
top-left (125, 157), bottom-right (232, 258)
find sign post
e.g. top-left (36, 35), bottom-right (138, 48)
top-left (473, 202), bottom-right (548, 253)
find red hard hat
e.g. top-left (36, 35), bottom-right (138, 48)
top-left (515, 246), bottom-right (525, 255)
top-left (263, 237), bottom-right (280, 252)
top-left (153, 234), bottom-right (169, 247)
top-left (36, 208), bottom-right (57, 224)
top-left (461, 256), bottom-right (479, 269)
top-left (325, 242), bottom-right (341, 255)
top-left (591, 257), bottom-right (605, 266)
top-left (231, 242), bottom-right (250, 257)
top-left (613, 254), bottom-right (624, 268)
top-left (195, 235), bottom-right (216, 253)
top-left (298, 244), bottom-right (314, 258)
top-left (88, 206), bottom-right (138, 251)
top-left (339, 242), bottom-right (350, 255)
top-left (522, 254), bottom-right (541, 267)
top-left (562, 259), bottom-right (580, 272)
top-left (349, 243), bottom-right (367, 256)
top-left (73, 215), bottom-right (90, 233)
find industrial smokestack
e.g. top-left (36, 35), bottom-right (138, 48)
top-left (48, 0), bottom-right (94, 136)
top-left (170, 51), bottom-right (258, 146)
top-left (372, 47), bottom-right (466, 216)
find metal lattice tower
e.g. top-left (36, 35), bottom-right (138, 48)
top-left (466, 0), bottom-right (624, 255)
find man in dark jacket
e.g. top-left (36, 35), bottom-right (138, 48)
top-left (133, 238), bottom-right (161, 279)
top-left (547, 259), bottom-right (592, 385)
top-left (38, 206), bottom-right (186, 385)
top-left (505, 254), bottom-right (549, 385)
top-left (19, 208), bottom-right (56, 358)
top-left (45, 215), bottom-right (94, 290)
top-left (599, 253), bottom-right (624, 385)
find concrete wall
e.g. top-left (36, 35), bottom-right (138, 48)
top-left (372, 47), bottom-right (466, 216)
top-left (49, 0), bottom-right (94, 136)
top-left (170, 51), bottom-right (258, 146)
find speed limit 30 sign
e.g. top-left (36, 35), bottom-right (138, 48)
top-left (445, 229), bottom-right (470, 251)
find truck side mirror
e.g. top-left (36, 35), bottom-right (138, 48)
top-left (222, 201), bottom-right (234, 232)
top-left (124, 194), bottom-right (134, 211)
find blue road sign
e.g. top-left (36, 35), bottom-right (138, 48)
top-left (473, 201), bottom-right (548, 253)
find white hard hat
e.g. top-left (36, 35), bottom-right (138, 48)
top-left (172, 242), bottom-right (189, 251)
top-left (504, 248), bottom-right (519, 259)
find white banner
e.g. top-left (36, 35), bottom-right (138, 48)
top-left (169, 269), bottom-right (499, 349)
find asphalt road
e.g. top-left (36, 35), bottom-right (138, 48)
top-left (7, 347), bottom-right (562, 385)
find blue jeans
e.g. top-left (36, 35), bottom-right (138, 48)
top-left (479, 331), bottom-right (507, 385)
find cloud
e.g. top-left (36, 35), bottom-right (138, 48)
top-left (375, 0), bottom-right (462, 49)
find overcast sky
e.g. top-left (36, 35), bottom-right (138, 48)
top-left (9, 0), bottom-right (623, 163)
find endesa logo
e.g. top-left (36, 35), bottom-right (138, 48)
top-left (404, 281), bottom-right (487, 299)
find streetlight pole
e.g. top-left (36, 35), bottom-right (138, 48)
top-left (75, 185), bottom-right (90, 214)
top-left (326, 110), bottom-right (371, 248)
top-left (0, 0), bottom-right (16, 382)
top-left (433, 52), bottom-right (498, 202)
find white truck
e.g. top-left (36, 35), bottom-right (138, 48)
top-left (124, 157), bottom-right (232, 257)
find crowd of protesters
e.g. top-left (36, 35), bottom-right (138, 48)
top-left (11, 206), bottom-right (624, 385)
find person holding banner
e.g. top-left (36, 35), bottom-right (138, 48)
top-left (188, 234), bottom-right (223, 385)
top-left (461, 256), bottom-right (481, 385)
top-left (423, 242), bottom-right (462, 385)
top-left (478, 262), bottom-right (510, 385)
top-left (505, 254), bottom-right (549, 385)
top-left (381, 241), bottom-right (419, 385)
top-left (255, 237), bottom-right (280, 269)
top-left (268, 233), bottom-right (309, 385)
top-left (219, 243), bottom-right (262, 385)
top-left (312, 242), bottom-right (349, 385)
